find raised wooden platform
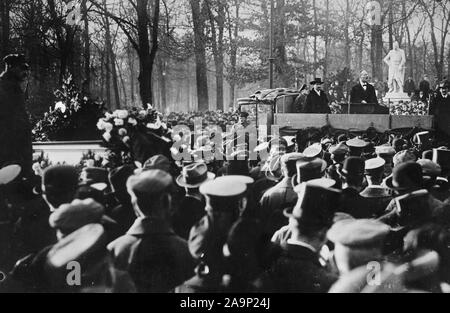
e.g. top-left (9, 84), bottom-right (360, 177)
top-left (274, 114), bottom-right (434, 132)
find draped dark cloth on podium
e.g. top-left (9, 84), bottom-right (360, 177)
top-left (0, 72), bottom-right (33, 178)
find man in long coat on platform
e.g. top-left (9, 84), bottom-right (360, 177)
top-left (0, 54), bottom-right (32, 178)
top-left (304, 78), bottom-right (331, 114)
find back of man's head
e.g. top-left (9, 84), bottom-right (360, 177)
top-left (42, 165), bottom-right (79, 209)
top-left (127, 170), bottom-right (173, 217)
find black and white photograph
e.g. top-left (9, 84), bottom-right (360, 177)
top-left (0, 0), bottom-right (450, 299)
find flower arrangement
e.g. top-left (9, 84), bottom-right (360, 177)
top-left (77, 150), bottom-right (107, 169)
top-left (389, 101), bottom-right (429, 116)
top-left (32, 151), bottom-right (53, 176)
top-left (97, 105), bottom-right (172, 168)
top-left (33, 75), bottom-right (106, 142)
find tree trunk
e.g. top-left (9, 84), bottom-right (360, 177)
top-left (82, 0), bottom-right (90, 95)
top-left (157, 54), bottom-right (167, 111)
top-left (323, 0), bottom-right (329, 82)
top-left (190, 0), bottom-right (209, 111)
top-left (103, 0), bottom-right (120, 109)
top-left (206, 0), bottom-right (225, 111)
top-left (344, 0), bottom-right (351, 71)
top-left (0, 0), bottom-right (10, 60)
top-left (228, 0), bottom-right (240, 109)
top-left (274, 0), bottom-right (289, 86)
top-left (128, 45), bottom-right (136, 104)
top-left (104, 45), bottom-right (111, 108)
top-left (313, 0), bottom-right (317, 77)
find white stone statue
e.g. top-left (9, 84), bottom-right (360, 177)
top-left (383, 41), bottom-right (406, 94)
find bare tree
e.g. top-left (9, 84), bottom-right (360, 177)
top-left (189, 0), bottom-right (209, 111)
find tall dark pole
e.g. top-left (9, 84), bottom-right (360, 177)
top-left (268, 0), bottom-right (275, 136)
top-left (269, 0), bottom-right (274, 89)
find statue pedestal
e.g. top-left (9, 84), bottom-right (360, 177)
top-left (383, 92), bottom-right (411, 104)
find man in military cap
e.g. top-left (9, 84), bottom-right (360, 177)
top-left (257, 182), bottom-right (340, 293)
top-left (0, 54), bottom-right (32, 178)
top-left (360, 158), bottom-right (393, 219)
top-left (346, 138), bottom-right (370, 157)
top-left (328, 219), bottom-right (391, 293)
top-left (176, 178), bottom-right (247, 293)
top-left (108, 170), bottom-right (195, 293)
top-left (376, 145), bottom-right (396, 177)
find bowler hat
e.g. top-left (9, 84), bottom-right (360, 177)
top-left (285, 182), bottom-right (341, 228)
top-left (337, 157), bottom-right (365, 178)
top-left (385, 162), bottom-right (424, 191)
top-left (42, 165), bottom-right (79, 194)
top-left (310, 78), bottom-right (324, 85)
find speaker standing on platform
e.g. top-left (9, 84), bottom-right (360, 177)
top-left (350, 71), bottom-right (379, 107)
top-left (0, 54), bottom-right (32, 179)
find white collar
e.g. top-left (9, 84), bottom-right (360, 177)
top-left (287, 239), bottom-right (317, 253)
top-left (315, 89), bottom-right (321, 96)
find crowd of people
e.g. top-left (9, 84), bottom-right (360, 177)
top-left (1, 123), bottom-right (450, 293)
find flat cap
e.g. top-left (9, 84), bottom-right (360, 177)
top-left (327, 219), bottom-right (391, 248)
top-left (46, 224), bottom-right (107, 270)
top-left (142, 155), bottom-right (171, 173)
top-left (393, 150), bottom-right (417, 167)
top-left (281, 153), bottom-right (305, 165)
top-left (49, 199), bottom-right (105, 233)
top-left (303, 143), bottom-right (323, 159)
top-left (200, 178), bottom-right (247, 198)
top-left (346, 138), bottom-right (369, 149)
top-left (127, 169), bottom-right (173, 196)
top-left (417, 159), bottom-right (442, 177)
top-left (376, 145), bottom-right (396, 157)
